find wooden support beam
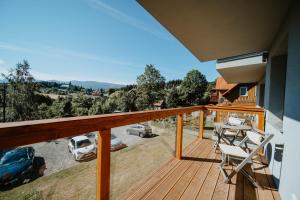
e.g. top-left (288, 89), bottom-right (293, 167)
top-left (258, 111), bottom-right (265, 131)
top-left (97, 129), bottom-right (111, 200)
top-left (199, 109), bottom-right (204, 139)
top-left (176, 114), bottom-right (183, 160)
top-left (216, 111), bottom-right (220, 122)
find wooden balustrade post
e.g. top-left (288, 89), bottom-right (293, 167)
top-left (258, 111), bottom-right (265, 131)
top-left (176, 114), bottom-right (183, 160)
top-left (199, 109), bottom-right (204, 139)
top-left (216, 111), bottom-right (220, 122)
top-left (97, 129), bottom-right (111, 200)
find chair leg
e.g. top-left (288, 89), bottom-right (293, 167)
top-left (240, 169), bottom-right (261, 188)
top-left (220, 153), bottom-right (225, 166)
top-left (223, 170), bottom-right (237, 184)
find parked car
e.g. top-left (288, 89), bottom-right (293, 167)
top-left (94, 133), bottom-right (126, 151)
top-left (110, 134), bottom-right (127, 151)
top-left (68, 136), bottom-right (96, 161)
top-left (126, 124), bottom-right (152, 138)
top-left (0, 147), bottom-right (35, 186)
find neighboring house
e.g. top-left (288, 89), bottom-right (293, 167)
top-left (210, 76), bottom-right (257, 105)
top-left (209, 76), bottom-right (235, 104)
top-left (139, 1), bottom-right (299, 199)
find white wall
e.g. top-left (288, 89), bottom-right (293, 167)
top-left (264, 56), bottom-right (286, 187)
top-left (264, 2), bottom-right (300, 200)
top-left (278, 3), bottom-right (300, 200)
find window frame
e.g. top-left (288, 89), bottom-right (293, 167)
top-left (239, 87), bottom-right (248, 96)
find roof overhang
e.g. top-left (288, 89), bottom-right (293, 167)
top-left (138, 0), bottom-right (291, 61)
top-left (216, 52), bottom-right (267, 83)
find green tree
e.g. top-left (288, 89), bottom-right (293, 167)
top-left (46, 97), bottom-right (70, 118)
top-left (63, 96), bottom-right (73, 116)
top-left (166, 79), bottom-right (182, 89)
top-left (181, 69), bottom-right (208, 105)
top-left (37, 103), bottom-right (51, 119)
top-left (2, 60), bottom-right (40, 121)
top-left (72, 94), bottom-right (93, 116)
top-left (89, 97), bottom-right (104, 115)
top-left (136, 64), bottom-right (165, 110)
top-left (121, 89), bottom-right (137, 112)
top-left (166, 87), bottom-right (183, 108)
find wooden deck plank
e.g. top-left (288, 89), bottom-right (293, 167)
top-left (235, 170), bottom-right (245, 199)
top-left (227, 166), bottom-right (238, 200)
top-left (243, 164), bottom-right (258, 200)
top-left (122, 139), bottom-right (279, 200)
top-left (143, 140), bottom-right (210, 200)
top-left (211, 164), bottom-right (231, 200)
top-left (124, 139), bottom-right (203, 200)
top-left (123, 139), bottom-right (200, 200)
top-left (163, 142), bottom-right (215, 200)
top-left (179, 143), bottom-right (218, 200)
top-left (258, 156), bottom-right (281, 200)
top-left (195, 154), bottom-right (221, 200)
top-left (253, 157), bottom-right (274, 200)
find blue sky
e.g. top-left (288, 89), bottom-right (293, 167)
top-left (0, 0), bottom-right (218, 84)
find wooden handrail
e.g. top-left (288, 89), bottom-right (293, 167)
top-left (0, 106), bottom-right (203, 149)
top-left (204, 105), bottom-right (265, 130)
top-left (205, 105), bottom-right (264, 114)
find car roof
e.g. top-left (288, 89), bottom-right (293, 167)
top-left (72, 135), bottom-right (89, 142)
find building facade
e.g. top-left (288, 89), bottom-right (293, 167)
top-left (139, 1), bottom-right (299, 199)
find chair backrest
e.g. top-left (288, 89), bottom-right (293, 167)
top-left (228, 117), bottom-right (245, 125)
top-left (246, 131), bottom-right (273, 146)
top-left (236, 131), bottom-right (274, 171)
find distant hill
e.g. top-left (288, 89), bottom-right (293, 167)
top-left (0, 79), bottom-right (125, 90)
top-left (70, 80), bottom-right (124, 90)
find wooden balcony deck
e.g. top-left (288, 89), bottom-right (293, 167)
top-left (123, 139), bottom-right (280, 200)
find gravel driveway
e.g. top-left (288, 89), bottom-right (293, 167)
top-left (30, 125), bottom-right (147, 176)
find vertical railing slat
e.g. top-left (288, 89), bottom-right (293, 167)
top-left (199, 109), bottom-right (204, 139)
top-left (97, 129), bottom-right (111, 200)
top-left (258, 111), bottom-right (265, 131)
top-left (176, 114), bottom-right (183, 159)
top-left (216, 111), bottom-right (220, 122)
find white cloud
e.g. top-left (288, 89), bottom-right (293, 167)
top-left (0, 41), bottom-right (139, 68)
top-left (86, 0), bottom-right (169, 40)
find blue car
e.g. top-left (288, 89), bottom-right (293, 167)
top-left (0, 147), bottom-right (35, 186)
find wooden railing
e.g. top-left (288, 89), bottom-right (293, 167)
top-left (0, 105), bottom-right (264, 200)
top-left (205, 105), bottom-right (265, 130)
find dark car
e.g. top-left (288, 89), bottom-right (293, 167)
top-left (0, 147), bottom-right (35, 186)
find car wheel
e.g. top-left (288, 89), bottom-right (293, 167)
top-left (38, 164), bottom-right (46, 176)
top-left (126, 130), bottom-right (130, 134)
top-left (139, 133), bottom-right (144, 138)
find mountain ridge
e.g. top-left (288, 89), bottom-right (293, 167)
top-left (0, 79), bottom-right (125, 90)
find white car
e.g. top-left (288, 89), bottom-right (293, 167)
top-left (68, 135), bottom-right (96, 161)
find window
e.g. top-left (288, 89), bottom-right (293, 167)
top-left (239, 87), bottom-right (248, 96)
